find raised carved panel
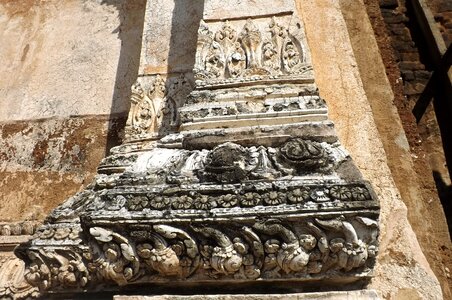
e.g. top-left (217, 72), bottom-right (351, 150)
top-left (125, 74), bottom-right (193, 140)
top-left (194, 16), bottom-right (312, 86)
top-left (8, 4), bottom-right (380, 299)
top-left (21, 215), bottom-right (378, 291)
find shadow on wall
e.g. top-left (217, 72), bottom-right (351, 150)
top-left (100, 0), bottom-right (147, 155)
top-left (101, 0), bottom-right (204, 154)
top-left (159, 0), bottom-right (205, 135)
top-left (167, 0), bottom-right (205, 73)
top-left (433, 171), bottom-right (452, 238)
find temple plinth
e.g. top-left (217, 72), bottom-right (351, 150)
top-left (13, 0), bottom-right (380, 298)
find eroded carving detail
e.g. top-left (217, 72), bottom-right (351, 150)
top-left (89, 227), bottom-right (141, 286)
top-left (21, 216), bottom-right (377, 292)
top-left (24, 249), bottom-right (89, 291)
top-left (10, 7), bottom-right (380, 298)
top-left (0, 256), bottom-right (40, 300)
top-left (126, 76), bottom-right (165, 137)
top-left (270, 138), bottom-right (332, 175)
top-left (125, 74), bottom-right (192, 140)
top-left (194, 17), bottom-right (311, 83)
top-left (100, 182), bottom-right (374, 212)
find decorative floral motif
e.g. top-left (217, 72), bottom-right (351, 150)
top-left (127, 196), bottom-right (150, 211)
top-left (194, 17), bottom-right (308, 82)
top-left (106, 184), bottom-right (371, 213)
top-left (329, 186), bottom-right (352, 201)
top-left (172, 195), bottom-right (194, 209)
top-left (351, 186), bottom-right (371, 201)
top-left (310, 189), bottom-right (330, 202)
top-left (287, 188), bottom-right (311, 203)
top-left (193, 195), bottom-right (217, 210)
top-left (150, 196), bottom-right (170, 209)
top-left (124, 73), bottom-right (192, 139)
top-left (262, 191), bottom-right (286, 205)
top-left (240, 192), bottom-right (262, 207)
top-left (217, 194), bottom-right (239, 208)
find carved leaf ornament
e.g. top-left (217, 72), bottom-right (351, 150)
top-left (195, 18), bottom-right (307, 81)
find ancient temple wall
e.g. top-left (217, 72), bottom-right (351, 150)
top-left (0, 0), bottom-right (447, 298)
top-left (296, 0), bottom-right (443, 298)
top-left (0, 0), bottom-right (146, 221)
top-left (337, 0), bottom-right (451, 297)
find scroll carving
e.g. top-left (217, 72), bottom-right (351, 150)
top-left (24, 249), bottom-right (89, 291)
top-left (19, 216), bottom-right (377, 294)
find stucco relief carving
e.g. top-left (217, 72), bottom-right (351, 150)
top-left (0, 256), bottom-right (39, 299)
top-left (18, 216), bottom-right (377, 292)
top-left (194, 17), bottom-right (311, 84)
top-left (7, 3), bottom-right (380, 298)
top-left (23, 248), bottom-right (89, 291)
top-left (125, 74), bottom-right (192, 140)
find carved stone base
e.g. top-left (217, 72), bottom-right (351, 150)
top-left (114, 290), bottom-right (380, 300)
top-left (8, 0), bottom-right (381, 298)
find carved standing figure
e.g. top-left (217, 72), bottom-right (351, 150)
top-left (282, 39), bottom-right (303, 73)
top-left (205, 42), bottom-right (226, 78)
top-left (227, 42), bottom-right (246, 78)
top-left (240, 19), bottom-right (262, 69)
top-left (262, 40), bottom-right (279, 71)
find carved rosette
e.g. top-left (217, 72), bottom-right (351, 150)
top-left (93, 182), bottom-right (374, 213)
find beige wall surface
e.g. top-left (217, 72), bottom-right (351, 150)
top-left (0, 0), bottom-right (145, 121)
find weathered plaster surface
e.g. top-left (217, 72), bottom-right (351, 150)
top-left (0, 116), bottom-right (125, 221)
top-left (203, 0), bottom-right (294, 20)
top-left (0, 0), bottom-right (145, 121)
top-left (0, 0), bottom-right (145, 221)
top-left (140, 0), bottom-right (203, 75)
top-left (339, 0), bottom-right (452, 297)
